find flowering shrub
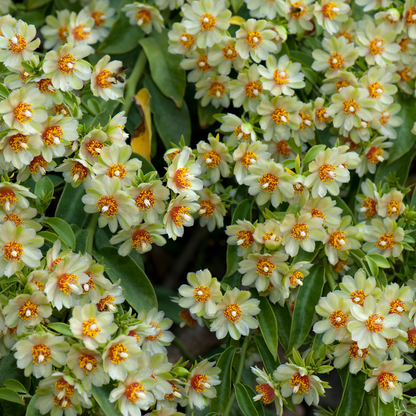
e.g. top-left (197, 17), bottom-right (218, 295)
top-left (1, 0), bottom-right (416, 415)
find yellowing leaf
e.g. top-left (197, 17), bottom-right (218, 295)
top-left (229, 16), bottom-right (245, 26)
top-left (131, 88), bottom-right (152, 161)
top-left (285, 167), bottom-right (295, 176)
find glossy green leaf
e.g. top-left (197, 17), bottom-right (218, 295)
top-left (230, 0), bottom-right (244, 13)
top-left (210, 347), bottom-right (237, 413)
top-left (43, 218), bottom-right (76, 250)
top-left (375, 150), bottom-right (416, 186)
top-left (225, 199), bottom-right (253, 278)
top-left (367, 253), bottom-right (390, 268)
top-left (34, 176), bottom-right (54, 213)
top-left (0, 388), bottom-right (24, 405)
top-left (48, 322), bottom-right (73, 337)
top-left (235, 383), bottom-right (264, 416)
top-left (27, 0), bottom-right (52, 9)
top-left (377, 269), bottom-right (387, 288)
top-left (255, 295), bottom-right (278, 361)
top-left (55, 183), bottom-right (89, 228)
top-left (335, 371), bottom-right (366, 416)
top-left (254, 335), bottom-right (280, 374)
top-left (303, 145), bottom-right (326, 168)
top-left (338, 365), bottom-right (349, 388)
top-left (0, 84), bottom-right (10, 98)
top-left (15, 11), bottom-right (45, 27)
top-left (198, 101), bottom-right (222, 128)
top-left (365, 256), bottom-right (379, 278)
top-left (287, 264), bottom-right (324, 352)
top-left (142, 76), bottom-right (191, 148)
top-left (379, 399), bottom-right (395, 416)
top-left (131, 152), bottom-right (157, 175)
top-left (271, 302), bottom-right (291, 351)
top-left (71, 225), bottom-right (88, 254)
top-left (97, 0), bottom-right (144, 54)
top-left (97, 247), bottom-right (157, 312)
top-left (333, 196), bottom-right (356, 223)
top-left (139, 29), bottom-right (186, 107)
top-left (91, 384), bottom-right (122, 416)
top-left (3, 380), bottom-right (26, 394)
top-left (26, 395), bottom-right (43, 416)
top-left (38, 231), bottom-right (69, 250)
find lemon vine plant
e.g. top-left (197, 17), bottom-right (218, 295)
top-left (1, 0), bottom-right (416, 415)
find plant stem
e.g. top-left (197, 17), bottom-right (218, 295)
top-left (122, 49), bottom-right (148, 115)
top-left (223, 334), bottom-right (250, 416)
top-left (81, 102), bottom-right (96, 117)
top-left (85, 213), bottom-right (99, 255)
top-left (367, 394), bottom-right (376, 416)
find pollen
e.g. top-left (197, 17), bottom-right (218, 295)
top-left (128, 330), bottom-right (141, 343)
top-left (54, 104), bottom-right (70, 116)
top-left (299, 112), bottom-right (312, 130)
top-left (109, 343), bottom-right (129, 364)
top-left (97, 295), bottom-right (116, 312)
top-left (289, 373), bottom-right (310, 393)
top-left (245, 31), bottom-right (263, 48)
top-left (204, 150), bottom-right (221, 168)
top-left (96, 195), bottom-right (118, 218)
top-left (387, 199), bottom-right (401, 217)
top-left (37, 78), bottom-right (55, 95)
top-left (3, 212), bottom-right (24, 227)
top-left (273, 68), bottom-right (290, 85)
top-left (386, 338), bottom-right (394, 350)
top-left (70, 162), bottom-right (89, 183)
top-left (256, 259), bottom-right (276, 277)
top-left (58, 54), bottom-right (77, 75)
top-left (195, 55), bottom-right (212, 72)
top-left (378, 373), bottom-right (398, 391)
top-left (132, 230), bottom-right (153, 251)
top-left (135, 189), bottom-right (155, 211)
top-left (406, 7), bottom-right (416, 25)
top-left (368, 82), bottom-right (385, 99)
top-left (97, 69), bottom-right (113, 89)
top-left (271, 108), bottom-right (290, 125)
top-left (179, 33), bottom-right (194, 49)
top-left (165, 382), bottom-right (182, 400)
top-left (407, 328), bottom-right (416, 348)
top-left (349, 342), bottom-right (369, 359)
top-left (329, 231), bottom-right (347, 250)
top-left (361, 197), bottom-right (377, 218)
top-left (224, 303), bottom-right (242, 323)
top-left (53, 396), bottom-right (73, 409)
top-left (342, 99), bottom-right (360, 115)
top-left (328, 52), bottom-right (345, 70)
top-left (106, 163), bottom-right (127, 179)
top-left (369, 37), bottom-right (386, 55)
top-left (338, 31), bottom-right (353, 43)
top-left (311, 209), bottom-right (326, 224)
top-left (241, 151), bottom-right (258, 169)
top-left (318, 163), bottom-right (336, 183)
top-left (7, 34), bottom-right (26, 53)
top-left (57, 26), bottom-right (68, 42)
top-left (365, 313), bottom-right (385, 333)
top-left (92, 11), bottom-right (106, 27)
top-left (126, 382), bottom-right (146, 403)
top-left (316, 108), bottom-right (332, 123)
top-left (82, 317), bottom-right (101, 338)
top-left (399, 37), bottom-right (411, 53)
top-left (43, 126), bottom-right (64, 147)
top-left (33, 280), bottom-right (44, 290)
top-left (244, 81), bottom-right (263, 98)
top-left (51, 257), bottom-right (63, 270)
top-left (79, 353), bottom-right (98, 374)
top-left (18, 69), bottom-right (32, 82)
top-left (29, 156), bottom-right (49, 174)
top-left (55, 379), bottom-right (74, 397)
top-left (191, 374), bottom-right (210, 393)
top-left (376, 233), bottom-right (395, 250)
top-left (147, 321), bottom-right (163, 341)
top-left (199, 200), bottom-right (215, 218)
top-left (350, 289), bottom-right (367, 306)
top-left (334, 259), bottom-right (349, 272)
top-left (32, 344), bottom-right (52, 364)
top-left (58, 273), bottom-right (79, 295)
top-left (208, 82), bottom-right (226, 98)
top-left (322, 2), bottom-right (339, 19)
top-left (236, 230), bottom-right (254, 248)
top-left (379, 111), bottom-right (391, 125)
top-left (174, 167), bottom-right (192, 190)
top-left (290, 1), bottom-right (307, 18)
top-left (179, 309), bottom-right (198, 327)
top-left (82, 276), bottom-right (95, 294)
top-left (335, 80), bottom-right (350, 92)
top-left (328, 309), bottom-right (349, 328)
top-left (289, 270), bottom-right (304, 287)
top-left (255, 383), bottom-right (275, 405)
top-left (193, 285), bottom-right (211, 302)
top-left (2, 240), bottom-right (23, 262)
top-left (222, 45), bottom-right (237, 60)
top-left (397, 67), bottom-right (411, 82)
top-left (389, 298), bottom-right (406, 315)
top-left (291, 223), bottom-right (310, 241)
top-left (14, 102), bottom-right (33, 124)
top-left (86, 140), bottom-right (104, 157)
top-left (170, 206), bottom-right (191, 228)
top-left (199, 12), bottom-right (216, 31)
top-left (0, 188), bottom-right (17, 210)
top-left (276, 140), bottom-right (291, 157)
top-left (72, 24), bottom-right (90, 41)
top-left (9, 133), bottom-right (29, 152)
top-left (135, 10), bottom-right (151, 25)
top-left (18, 301), bottom-right (39, 320)
top-left (258, 173), bottom-right (279, 193)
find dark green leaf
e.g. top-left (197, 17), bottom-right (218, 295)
top-left (254, 335), bottom-right (279, 375)
top-left (131, 152), bottom-right (158, 175)
top-left (43, 218), bottom-right (76, 250)
top-left (271, 302), bottom-right (291, 351)
top-left (0, 389), bottom-right (24, 406)
top-left (333, 196), bottom-right (356, 223)
top-left (96, 247), bottom-right (157, 312)
top-left (91, 384), bottom-right (122, 416)
top-left (34, 176), bottom-right (54, 213)
top-left (154, 286), bottom-right (182, 324)
top-left (0, 84), bottom-right (9, 98)
top-left (255, 295), bottom-right (278, 361)
top-left (3, 380), bottom-right (26, 394)
top-left (55, 183), bottom-right (89, 228)
top-left (210, 347), bottom-right (237, 413)
top-left (335, 371), bottom-right (366, 416)
top-left (367, 253), bottom-right (390, 268)
top-left (303, 145), bottom-right (326, 168)
top-left (379, 400), bottom-right (395, 416)
top-left (26, 395), bottom-right (43, 416)
top-left (365, 256), bottom-right (379, 278)
top-left (287, 264), bottom-right (324, 352)
top-left (198, 101), bottom-right (222, 128)
top-left (71, 225), bottom-right (89, 254)
top-left (139, 29), bottom-right (186, 107)
top-left (15, 11), bottom-right (45, 27)
top-left (38, 231), bottom-right (69, 250)
top-left (48, 322), bottom-right (73, 337)
top-left (27, 0), bottom-right (52, 8)
top-left (230, 0), bottom-right (244, 13)
top-left (290, 50), bottom-right (314, 67)
top-left (377, 269), bottom-right (387, 288)
top-left (375, 150), bottom-right (416, 187)
top-left (235, 383), bottom-right (264, 416)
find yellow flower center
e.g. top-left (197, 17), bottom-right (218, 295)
top-left (109, 343), bottom-right (129, 364)
top-left (293, 182), bottom-right (304, 194)
top-left (170, 206), bottom-right (191, 227)
top-left (342, 99), bottom-right (360, 115)
top-left (204, 150), bottom-right (221, 167)
top-left (322, 2), bottom-right (339, 19)
top-left (97, 295), bottom-right (115, 312)
top-left (241, 151), bottom-right (258, 169)
top-left (291, 223), bottom-right (309, 241)
top-left (199, 12), bottom-right (216, 31)
top-left (29, 155), bottom-right (49, 174)
top-left (193, 285), bottom-right (211, 302)
top-left (9, 133), bottom-right (29, 152)
top-left (208, 82), bottom-right (226, 98)
top-left (196, 54), bottom-right (212, 72)
top-left (368, 82), bottom-right (385, 99)
top-left (380, 111), bottom-right (391, 125)
top-left (179, 32), bottom-right (194, 48)
top-left (174, 167), bottom-right (192, 190)
top-left (199, 200), bottom-right (215, 218)
top-left (97, 69), bottom-right (113, 89)
top-left (132, 230), bottom-right (153, 251)
top-left (37, 79), bottom-right (55, 95)
top-left (72, 24), bottom-right (90, 41)
top-left (318, 163), bottom-right (336, 182)
top-left (82, 276), bottom-right (95, 294)
top-left (407, 328), bottom-right (416, 348)
top-left (289, 270), bottom-right (304, 287)
top-left (57, 26), bottom-right (68, 42)
top-left (339, 31), bottom-right (353, 43)
top-left (378, 373), bottom-right (398, 391)
top-left (58, 273), bottom-right (79, 294)
top-left (245, 31), bottom-right (263, 48)
top-left (376, 233), bottom-right (395, 250)
top-left (311, 208), bottom-right (326, 224)
top-left (399, 37), bottom-right (411, 52)
top-left (255, 383), bottom-right (275, 405)
top-left (236, 230), bottom-right (254, 248)
top-left (258, 173), bottom-right (279, 193)
top-left (2, 241), bottom-right (23, 262)
top-left (53, 395), bottom-right (73, 409)
top-left (290, 1), bottom-right (307, 18)
top-left (58, 54), bottom-right (77, 75)
top-left (256, 259), bottom-right (276, 277)
top-left (92, 11), bottom-right (106, 27)
top-left (316, 107), bottom-right (332, 122)
top-left (135, 189), bottom-right (155, 211)
top-left (14, 102), bottom-right (33, 124)
top-left (43, 126), bottom-right (64, 147)
top-left (224, 303), bottom-right (242, 323)
top-left (135, 10), bottom-right (151, 25)
top-left (387, 199), bottom-right (400, 217)
top-left (3, 212), bottom-right (24, 227)
top-left (18, 69), bottom-right (32, 82)
top-left (18, 301), bottom-right (39, 320)
top-left (0, 188), bottom-right (17, 210)
top-left (273, 68), bottom-right (290, 85)
top-left (361, 197), bottom-right (377, 218)
top-left (178, 310), bottom-right (197, 328)
top-left (299, 112), bottom-right (312, 130)
top-left (398, 67), bottom-right (411, 82)
top-left (328, 309), bottom-right (349, 328)
top-left (147, 321), bottom-right (163, 341)
top-left (406, 7), bottom-right (416, 25)
top-left (191, 374), bottom-right (210, 393)
top-left (389, 298), bottom-right (406, 315)
top-left (365, 313), bottom-right (385, 333)
top-left (329, 231), bottom-right (347, 250)
top-left (335, 80), bottom-right (350, 92)
top-left (96, 195), bottom-right (118, 217)
top-left (276, 140), bottom-right (292, 156)
top-left (126, 382), bottom-right (146, 403)
top-left (328, 52), bottom-right (345, 70)
top-left (244, 81), bottom-right (263, 98)
top-left (222, 45), bottom-right (237, 60)
top-left (32, 344), bottom-right (52, 364)
top-left (369, 37), bottom-right (386, 55)
top-left (70, 162), bottom-right (89, 183)
top-left (334, 259), bottom-right (349, 272)
top-left (349, 342), bottom-right (369, 359)
top-left (263, 231), bottom-right (279, 242)
top-left (289, 373), bottom-right (310, 393)
top-left (350, 289), bottom-right (367, 306)
top-left (366, 147), bottom-right (383, 164)
top-left (7, 34), bottom-right (26, 53)
top-left (271, 108), bottom-right (290, 125)
top-left (106, 163), bottom-right (127, 179)
top-left (54, 104), bottom-right (70, 116)
top-left (79, 353), bottom-right (98, 374)
top-left (82, 317), bottom-right (101, 338)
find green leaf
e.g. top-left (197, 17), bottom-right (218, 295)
top-left (375, 150), bottom-right (416, 187)
top-left (15, 11), bottom-right (45, 27)
top-left (48, 322), bottom-right (73, 337)
top-left (43, 218), bottom-right (76, 250)
top-left (34, 176), bottom-right (54, 213)
top-left (71, 225), bottom-right (89, 254)
top-left (230, 0), bottom-right (244, 13)
top-left (335, 371), bottom-right (366, 416)
top-left (367, 253), bottom-right (390, 268)
top-left (131, 152), bottom-right (157, 175)
top-left (97, 0), bottom-right (144, 54)
top-left (0, 84), bottom-right (10, 98)
top-left (139, 29), bottom-right (186, 107)
top-left (0, 389), bottom-right (24, 406)
top-left (154, 286), bottom-right (182, 324)
top-left (55, 183), bottom-right (89, 228)
top-left (210, 347), bottom-right (237, 413)
top-left (271, 302), bottom-right (291, 351)
top-left (287, 264), bottom-right (324, 353)
top-left (235, 383), bottom-right (264, 416)
top-left (387, 94), bottom-right (416, 165)
top-left (379, 400), bottom-right (395, 416)
top-left (378, 269), bottom-right (387, 288)
top-left (91, 384), bottom-right (122, 416)
top-left (290, 50), bottom-right (314, 68)
top-left (38, 231), bottom-right (69, 250)
top-left (303, 145), bottom-right (326, 168)
top-left (27, 0), bottom-right (53, 9)
top-left (26, 395), bottom-right (43, 416)
top-left (198, 101), bottom-right (222, 128)
top-left (333, 196), bottom-right (356, 223)
top-left (96, 247), bottom-right (157, 312)
top-left (3, 380), bottom-right (26, 394)
top-left (255, 295), bottom-right (278, 361)
top-left (365, 256), bottom-right (379, 278)
top-left (225, 199), bottom-right (253, 278)
top-left (142, 76), bottom-right (191, 148)
top-left (254, 335), bottom-right (280, 375)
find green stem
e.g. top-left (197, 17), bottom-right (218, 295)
top-left (85, 213), bottom-right (99, 255)
top-left (81, 102), bottom-right (96, 117)
top-left (367, 394), bottom-right (376, 416)
top-left (223, 334), bottom-right (250, 416)
top-left (350, 251), bottom-right (371, 276)
top-left (323, 259), bottom-right (336, 291)
top-left (121, 49), bottom-right (148, 115)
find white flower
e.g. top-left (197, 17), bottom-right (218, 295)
top-left (292, 103), bottom-right (315, 146)
top-left (106, 111), bottom-right (129, 145)
top-left (207, 35), bottom-right (245, 75)
top-left (168, 23), bottom-right (197, 55)
top-left (91, 55), bottom-right (125, 101)
top-left (404, 0), bottom-right (416, 39)
top-left (221, 114), bottom-right (257, 145)
top-left (314, 97), bottom-right (332, 130)
top-left (0, 20), bottom-right (40, 69)
top-left (281, 261), bottom-right (313, 297)
top-left (268, 138), bottom-right (296, 162)
top-left (182, 0), bottom-right (231, 48)
top-left (247, 0), bottom-right (289, 19)
top-left (338, 270), bottom-right (381, 307)
top-left (286, 0), bottom-right (314, 35)
top-left (14, 333), bottom-right (69, 378)
top-left (85, 0), bottom-right (116, 42)
top-left (0, 182), bottom-right (36, 211)
top-left (370, 104), bottom-right (402, 139)
top-left (67, 10), bottom-right (98, 46)
top-left (195, 75), bottom-right (230, 108)
top-left (41, 10), bottom-right (71, 50)
top-left (320, 71), bottom-right (359, 96)
top-left (196, 188), bottom-right (227, 231)
top-left (314, 0), bottom-right (349, 35)
top-left (377, 190), bottom-right (405, 220)
top-left (0, 205), bottom-right (41, 231)
top-left (300, 196), bottom-right (342, 228)
top-left (233, 141), bottom-right (270, 184)
top-left (0, 221), bottom-right (43, 277)
top-left (259, 54), bottom-right (305, 96)
top-left (122, 3), bottom-right (164, 34)
top-left (156, 0), bottom-right (184, 11)
top-left (251, 367), bottom-right (283, 411)
top-left (210, 288), bottom-right (260, 340)
top-left (382, 283), bottom-right (413, 316)
top-left (356, 0), bottom-right (392, 11)
top-left (225, 220), bottom-right (260, 257)
top-left (253, 219), bottom-right (282, 251)
top-left (69, 303), bottom-right (117, 350)
top-left (43, 43), bottom-right (94, 92)
top-left (79, 128), bottom-right (108, 164)
top-left (55, 158), bottom-right (92, 187)
top-left (180, 49), bottom-right (216, 83)
top-left (364, 359), bottom-right (412, 403)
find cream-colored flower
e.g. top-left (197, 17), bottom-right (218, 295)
top-left (41, 10), bottom-right (71, 50)
top-left (300, 196), bottom-right (342, 228)
top-left (226, 220), bottom-right (260, 256)
top-left (91, 55), bottom-right (125, 101)
top-left (377, 190), bottom-right (405, 220)
top-left (67, 9), bottom-right (98, 46)
top-left (195, 75), bottom-right (230, 108)
top-left (314, 0), bottom-right (350, 35)
top-left (196, 188), bottom-right (227, 231)
top-left (168, 23), bottom-right (197, 55)
top-left (207, 35), bottom-right (245, 75)
top-left (122, 3), bottom-right (164, 34)
top-left (253, 219), bottom-right (282, 251)
top-left (233, 141), bottom-right (270, 184)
